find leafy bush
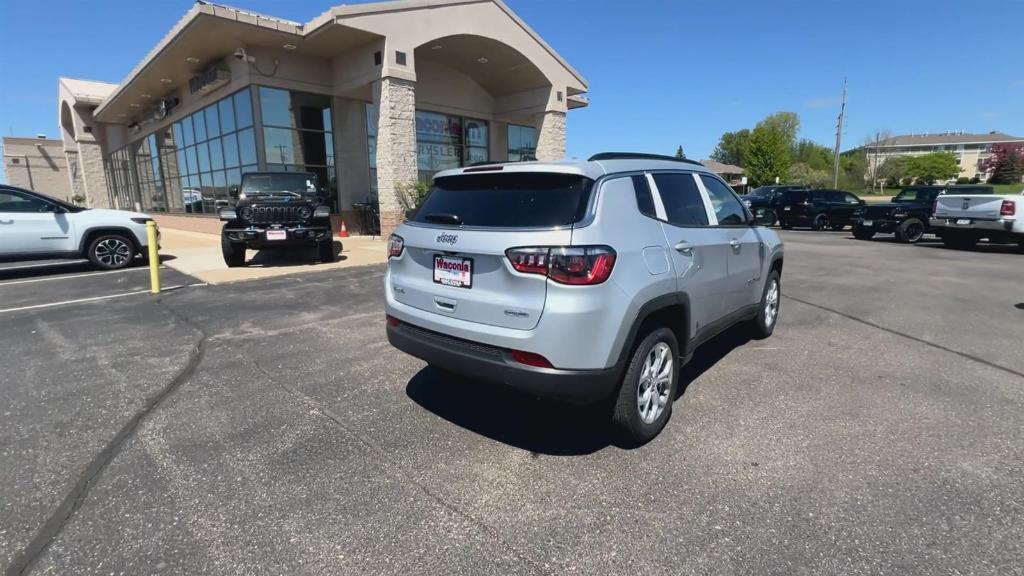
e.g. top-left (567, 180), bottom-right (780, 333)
top-left (395, 181), bottom-right (431, 216)
top-left (956, 177), bottom-right (970, 184)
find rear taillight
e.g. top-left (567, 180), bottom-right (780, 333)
top-left (506, 246), bottom-right (616, 285)
top-left (1000, 200), bottom-right (1016, 217)
top-left (388, 234), bottom-right (404, 258)
top-left (386, 315), bottom-right (401, 327)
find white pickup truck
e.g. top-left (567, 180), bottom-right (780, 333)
top-left (930, 189), bottom-right (1024, 250)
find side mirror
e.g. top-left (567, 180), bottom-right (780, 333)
top-left (229, 186), bottom-right (240, 199)
top-left (858, 199), bottom-right (866, 205)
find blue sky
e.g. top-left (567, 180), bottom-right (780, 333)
top-left (1, 0), bottom-right (1022, 181)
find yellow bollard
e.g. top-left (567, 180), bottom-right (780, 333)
top-left (146, 220), bottom-right (160, 294)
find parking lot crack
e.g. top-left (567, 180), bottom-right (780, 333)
top-left (251, 359), bottom-right (554, 576)
top-left (4, 297), bottom-right (209, 576)
top-left (785, 294), bottom-right (1024, 381)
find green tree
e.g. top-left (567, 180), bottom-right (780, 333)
top-left (838, 149), bottom-right (867, 190)
top-left (907, 152), bottom-right (960, 184)
top-left (787, 162), bottom-right (831, 187)
top-left (710, 129), bottom-right (750, 166)
top-left (981, 143), bottom-right (1024, 184)
top-left (795, 139), bottom-right (833, 171)
top-left (877, 155), bottom-right (912, 186)
top-left (757, 112), bottom-right (800, 150)
top-left (745, 123), bottom-right (792, 186)
top-left (675, 145), bottom-right (686, 159)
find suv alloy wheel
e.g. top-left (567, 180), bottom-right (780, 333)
top-left (612, 327), bottom-right (679, 444)
top-left (88, 234), bottom-right (135, 270)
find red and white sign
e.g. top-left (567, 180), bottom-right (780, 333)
top-left (433, 255), bottom-right (472, 288)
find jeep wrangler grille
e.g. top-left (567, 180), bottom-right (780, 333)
top-left (250, 205), bottom-right (305, 224)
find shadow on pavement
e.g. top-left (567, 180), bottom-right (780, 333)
top-left (246, 241), bottom-right (347, 267)
top-left (0, 256), bottom-right (166, 281)
top-left (405, 323), bottom-right (751, 455)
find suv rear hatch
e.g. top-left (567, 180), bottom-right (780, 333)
top-left (389, 171), bottom-right (593, 330)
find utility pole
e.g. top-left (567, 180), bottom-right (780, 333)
top-left (832, 77), bottom-right (847, 188)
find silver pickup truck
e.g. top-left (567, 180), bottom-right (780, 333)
top-left (931, 189), bottom-right (1024, 250)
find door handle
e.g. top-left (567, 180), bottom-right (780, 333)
top-left (729, 239), bottom-right (741, 249)
top-left (0, 219), bottom-right (13, 225)
top-left (673, 241), bottom-right (693, 254)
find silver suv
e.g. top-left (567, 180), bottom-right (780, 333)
top-left (385, 153), bottom-right (784, 443)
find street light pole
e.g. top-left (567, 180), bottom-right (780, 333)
top-left (832, 78), bottom-right (847, 188)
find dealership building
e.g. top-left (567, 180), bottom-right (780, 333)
top-left (41, 0), bottom-right (588, 236)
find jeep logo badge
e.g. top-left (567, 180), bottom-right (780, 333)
top-left (962, 199), bottom-right (970, 210)
top-left (436, 233), bottom-right (458, 245)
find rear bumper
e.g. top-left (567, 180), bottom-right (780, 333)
top-left (854, 218), bottom-right (900, 232)
top-left (929, 218), bottom-right (1018, 234)
top-left (387, 320), bottom-right (620, 404)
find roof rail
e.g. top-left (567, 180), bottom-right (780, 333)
top-left (588, 152), bottom-right (704, 167)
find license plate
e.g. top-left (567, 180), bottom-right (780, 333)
top-left (433, 255), bottom-right (472, 288)
top-left (783, 206), bottom-right (791, 211)
top-left (956, 218), bottom-right (971, 225)
top-left (861, 220), bottom-right (873, 227)
top-left (266, 229), bottom-right (287, 241)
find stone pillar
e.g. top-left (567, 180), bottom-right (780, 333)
top-left (534, 110), bottom-right (566, 161)
top-left (76, 141), bottom-right (112, 209)
top-left (373, 77), bottom-right (417, 239)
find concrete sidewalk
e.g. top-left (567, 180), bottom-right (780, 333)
top-left (158, 228), bottom-right (386, 284)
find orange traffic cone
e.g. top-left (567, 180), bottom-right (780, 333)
top-left (337, 220), bottom-right (350, 238)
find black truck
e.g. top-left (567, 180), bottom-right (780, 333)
top-left (851, 185), bottom-right (994, 243)
top-left (218, 171), bottom-right (335, 267)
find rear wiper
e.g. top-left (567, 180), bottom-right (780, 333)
top-left (424, 213), bottom-right (462, 225)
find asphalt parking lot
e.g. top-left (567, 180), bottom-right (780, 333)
top-left (2, 232), bottom-right (1022, 575)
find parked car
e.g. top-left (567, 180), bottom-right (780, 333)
top-left (0, 184), bottom-right (154, 270)
top-left (384, 153), bottom-right (784, 443)
top-left (931, 188), bottom-right (1024, 249)
top-left (776, 188), bottom-right (865, 231)
top-left (219, 171), bottom-right (335, 267)
top-left (739, 185), bottom-right (808, 225)
top-left (851, 185), bottom-right (993, 243)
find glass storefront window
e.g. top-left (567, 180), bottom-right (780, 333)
top-left (259, 87), bottom-right (335, 210)
top-left (103, 87), bottom-right (257, 214)
top-left (507, 124), bottom-right (537, 161)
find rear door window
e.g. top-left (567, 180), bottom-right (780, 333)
top-left (651, 173), bottom-right (708, 227)
top-left (413, 172), bottom-right (594, 228)
top-left (700, 174), bottom-right (747, 225)
top-left (632, 175), bottom-right (657, 219)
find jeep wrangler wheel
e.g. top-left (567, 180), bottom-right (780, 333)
top-left (895, 218), bottom-right (925, 243)
top-left (221, 235), bottom-right (246, 267)
top-left (612, 327), bottom-right (678, 445)
top-left (852, 227), bottom-right (875, 240)
top-left (88, 234), bottom-right (135, 270)
top-left (750, 270), bottom-right (781, 339)
top-left (318, 238), bottom-right (336, 263)
top-left (811, 213), bottom-right (830, 231)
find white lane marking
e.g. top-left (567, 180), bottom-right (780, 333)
top-left (0, 260), bottom-right (88, 271)
top-left (0, 284), bottom-right (205, 314)
top-left (0, 266), bottom-right (156, 287)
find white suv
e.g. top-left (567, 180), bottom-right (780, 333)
top-left (385, 153), bottom-right (784, 443)
top-left (0, 185), bottom-right (154, 270)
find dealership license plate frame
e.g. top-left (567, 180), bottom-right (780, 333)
top-left (861, 219), bottom-right (873, 227)
top-left (433, 254), bottom-right (473, 289)
top-left (266, 229), bottom-right (287, 241)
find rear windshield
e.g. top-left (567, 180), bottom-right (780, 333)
top-left (413, 172), bottom-right (594, 228)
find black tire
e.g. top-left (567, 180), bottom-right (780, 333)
top-left (941, 233), bottom-right (977, 250)
top-left (750, 269), bottom-right (781, 339)
top-left (221, 235), bottom-right (246, 267)
top-left (811, 213), bottom-right (830, 231)
top-left (87, 233), bottom-right (135, 270)
top-left (611, 327), bottom-right (679, 445)
top-left (895, 218), bottom-right (926, 243)
top-left (318, 238), bottom-right (336, 263)
top-left (852, 227), bottom-right (876, 240)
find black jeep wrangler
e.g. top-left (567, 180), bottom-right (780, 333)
top-left (851, 185), bottom-right (994, 243)
top-left (218, 171), bottom-right (335, 267)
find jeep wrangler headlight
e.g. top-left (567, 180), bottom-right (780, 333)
top-left (238, 206), bottom-right (254, 221)
top-left (297, 206), bottom-right (313, 220)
